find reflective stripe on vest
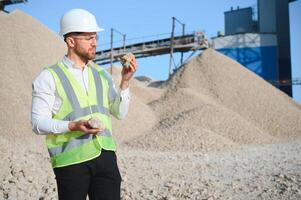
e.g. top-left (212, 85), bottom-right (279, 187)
top-left (101, 69), bottom-right (119, 102)
top-left (46, 63), bottom-right (116, 168)
top-left (48, 128), bottom-right (112, 157)
top-left (51, 65), bottom-right (110, 120)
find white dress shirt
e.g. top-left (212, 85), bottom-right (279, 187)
top-left (31, 56), bottom-right (130, 135)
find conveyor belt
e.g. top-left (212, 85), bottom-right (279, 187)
top-left (94, 32), bottom-right (208, 65)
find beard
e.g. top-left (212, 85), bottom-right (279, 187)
top-left (75, 46), bottom-right (96, 62)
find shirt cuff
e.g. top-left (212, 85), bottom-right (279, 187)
top-left (119, 88), bottom-right (130, 101)
top-left (61, 121), bottom-right (71, 133)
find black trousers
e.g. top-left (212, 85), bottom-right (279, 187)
top-left (53, 150), bottom-right (122, 200)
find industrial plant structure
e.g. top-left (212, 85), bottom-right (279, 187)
top-left (212, 0), bottom-right (298, 96)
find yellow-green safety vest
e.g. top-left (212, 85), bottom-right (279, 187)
top-left (46, 62), bottom-right (116, 168)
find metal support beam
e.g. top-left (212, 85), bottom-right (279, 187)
top-left (168, 17), bottom-right (176, 77)
top-left (123, 34), bottom-right (126, 51)
top-left (110, 28), bottom-right (126, 74)
top-left (110, 28), bottom-right (113, 74)
top-left (168, 17), bottom-right (186, 78)
top-left (180, 24), bottom-right (185, 66)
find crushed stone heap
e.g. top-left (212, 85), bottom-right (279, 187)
top-left (124, 49), bottom-right (301, 152)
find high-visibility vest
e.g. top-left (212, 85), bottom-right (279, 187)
top-left (46, 62), bottom-right (116, 168)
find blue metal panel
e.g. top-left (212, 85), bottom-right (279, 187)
top-left (217, 46), bottom-right (278, 81)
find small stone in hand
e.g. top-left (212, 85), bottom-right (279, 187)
top-left (120, 52), bottom-right (135, 69)
top-left (88, 118), bottom-right (104, 129)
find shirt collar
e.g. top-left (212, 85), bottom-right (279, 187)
top-left (62, 56), bottom-right (91, 70)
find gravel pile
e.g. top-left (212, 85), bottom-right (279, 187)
top-left (0, 10), bottom-right (65, 200)
top-left (1, 10), bottom-right (301, 200)
top-left (124, 49), bottom-right (301, 152)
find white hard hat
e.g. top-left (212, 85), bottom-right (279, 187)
top-left (60, 8), bottom-right (104, 36)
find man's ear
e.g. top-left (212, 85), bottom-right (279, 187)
top-left (65, 37), bottom-right (75, 48)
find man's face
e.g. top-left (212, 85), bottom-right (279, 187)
top-left (70, 32), bottom-right (98, 61)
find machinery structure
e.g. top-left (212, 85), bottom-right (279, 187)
top-left (212, 0), bottom-right (300, 96)
top-left (0, 0), bottom-right (26, 12)
top-left (96, 0), bottom-right (299, 91)
top-left (94, 31), bottom-right (208, 66)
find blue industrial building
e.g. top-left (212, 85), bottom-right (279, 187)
top-left (212, 0), bottom-right (297, 96)
top-left (213, 33), bottom-right (278, 83)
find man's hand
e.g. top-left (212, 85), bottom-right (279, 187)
top-left (120, 58), bottom-right (138, 90)
top-left (68, 120), bottom-right (104, 135)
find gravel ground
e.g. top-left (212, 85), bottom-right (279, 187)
top-left (118, 141), bottom-right (301, 200)
top-left (1, 140), bottom-right (301, 200)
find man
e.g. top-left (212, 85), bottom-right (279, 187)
top-left (31, 8), bottom-right (137, 200)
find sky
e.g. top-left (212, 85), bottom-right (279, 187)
top-left (6, 0), bottom-right (301, 104)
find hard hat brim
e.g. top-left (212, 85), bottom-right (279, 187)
top-left (60, 27), bottom-right (104, 36)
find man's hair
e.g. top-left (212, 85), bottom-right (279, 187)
top-left (63, 32), bottom-right (83, 42)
